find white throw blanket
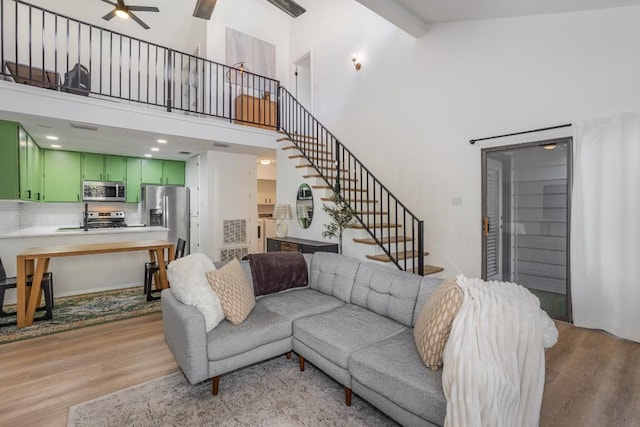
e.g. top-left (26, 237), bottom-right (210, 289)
top-left (442, 275), bottom-right (558, 427)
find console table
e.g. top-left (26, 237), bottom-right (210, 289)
top-left (267, 237), bottom-right (338, 254)
top-left (234, 94), bottom-right (276, 130)
top-left (15, 240), bottom-right (174, 328)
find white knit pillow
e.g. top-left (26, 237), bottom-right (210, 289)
top-left (167, 253), bottom-right (225, 331)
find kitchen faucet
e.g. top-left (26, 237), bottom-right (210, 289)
top-left (83, 202), bottom-right (89, 231)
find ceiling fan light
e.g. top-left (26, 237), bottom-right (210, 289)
top-left (115, 8), bottom-right (129, 19)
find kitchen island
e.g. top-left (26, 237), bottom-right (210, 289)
top-left (0, 226), bottom-right (169, 304)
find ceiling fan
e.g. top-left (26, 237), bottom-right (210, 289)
top-left (101, 0), bottom-right (159, 30)
top-left (193, 0), bottom-right (305, 20)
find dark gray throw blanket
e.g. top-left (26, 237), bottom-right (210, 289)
top-left (247, 252), bottom-right (309, 296)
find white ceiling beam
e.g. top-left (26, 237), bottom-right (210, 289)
top-left (355, 0), bottom-right (430, 38)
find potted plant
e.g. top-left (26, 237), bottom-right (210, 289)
top-left (322, 185), bottom-right (356, 254)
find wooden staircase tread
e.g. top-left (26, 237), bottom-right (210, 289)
top-left (303, 174), bottom-right (358, 182)
top-left (352, 236), bottom-right (412, 245)
top-left (348, 223), bottom-right (401, 229)
top-left (298, 164), bottom-right (349, 172)
top-left (312, 185), bottom-right (366, 192)
top-left (413, 265), bottom-right (445, 276)
top-left (282, 146), bottom-right (332, 155)
top-left (321, 197), bottom-right (378, 203)
top-left (277, 134), bottom-right (318, 142)
top-left (366, 251), bottom-right (429, 262)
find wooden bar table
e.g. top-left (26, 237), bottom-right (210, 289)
top-left (15, 239), bottom-right (175, 328)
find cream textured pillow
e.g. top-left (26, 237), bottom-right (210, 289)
top-left (167, 253), bottom-right (224, 332)
top-left (206, 258), bottom-right (255, 325)
top-left (413, 278), bottom-right (463, 370)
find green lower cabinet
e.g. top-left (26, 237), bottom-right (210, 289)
top-left (162, 160), bottom-right (185, 185)
top-left (141, 158), bottom-right (163, 184)
top-left (43, 150), bottom-right (82, 202)
top-left (126, 157), bottom-right (142, 203)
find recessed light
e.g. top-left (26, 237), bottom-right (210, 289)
top-left (157, 139), bottom-right (167, 144)
top-left (258, 159), bottom-right (273, 165)
top-left (543, 143), bottom-right (557, 150)
top-left (144, 154), bottom-right (153, 157)
top-left (46, 135), bottom-right (59, 140)
top-left (50, 144), bottom-right (61, 149)
top-left (151, 147), bottom-right (160, 152)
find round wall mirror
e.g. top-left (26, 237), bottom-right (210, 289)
top-left (296, 183), bottom-right (313, 228)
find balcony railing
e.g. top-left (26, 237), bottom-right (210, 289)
top-left (0, 0), bottom-right (279, 127)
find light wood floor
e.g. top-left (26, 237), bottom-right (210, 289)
top-left (0, 316), bottom-right (638, 426)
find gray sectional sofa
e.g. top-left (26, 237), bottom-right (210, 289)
top-left (162, 252), bottom-right (447, 426)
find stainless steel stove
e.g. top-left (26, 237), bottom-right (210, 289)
top-left (86, 211), bottom-right (127, 228)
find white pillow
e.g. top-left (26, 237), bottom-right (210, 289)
top-left (167, 253), bottom-right (224, 331)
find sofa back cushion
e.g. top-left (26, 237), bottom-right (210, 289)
top-left (412, 276), bottom-right (444, 327)
top-left (351, 262), bottom-right (421, 327)
top-left (309, 252), bottom-right (361, 303)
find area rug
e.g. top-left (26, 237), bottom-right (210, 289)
top-left (67, 354), bottom-right (398, 427)
top-left (0, 286), bottom-right (161, 345)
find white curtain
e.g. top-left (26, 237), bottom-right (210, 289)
top-left (571, 112), bottom-right (640, 343)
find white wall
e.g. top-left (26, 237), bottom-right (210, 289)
top-left (200, 150), bottom-right (258, 261)
top-left (289, 0), bottom-right (640, 276)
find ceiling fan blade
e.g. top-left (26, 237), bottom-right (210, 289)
top-left (116, 0), bottom-right (125, 7)
top-left (128, 11), bottom-right (150, 29)
top-left (193, 0), bottom-right (218, 20)
top-left (127, 6), bottom-right (160, 12)
top-left (101, 0), bottom-right (117, 6)
top-left (102, 9), bottom-right (117, 21)
top-left (265, 0), bottom-right (306, 17)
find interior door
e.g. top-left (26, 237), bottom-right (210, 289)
top-left (482, 139), bottom-right (572, 321)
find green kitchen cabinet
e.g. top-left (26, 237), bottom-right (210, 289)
top-left (125, 157), bottom-right (142, 203)
top-left (105, 155), bottom-right (126, 181)
top-left (0, 120), bottom-right (42, 201)
top-left (82, 153), bottom-right (126, 182)
top-left (162, 160), bottom-right (185, 185)
top-left (0, 120), bottom-right (21, 200)
top-left (140, 158), bottom-right (163, 184)
top-left (81, 153), bottom-right (104, 181)
top-left (26, 135), bottom-right (42, 201)
top-left (43, 150), bottom-right (82, 202)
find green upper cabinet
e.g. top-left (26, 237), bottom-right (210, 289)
top-left (125, 157), bottom-right (142, 203)
top-left (140, 158), bottom-right (163, 184)
top-left (162, 160), bottom-right (185, 185)
top-left (82, 153), bottom-right (126, 182)
top-left (105, 155), bottom-right (126, 181)
top-left (0, 120), bottom-right (21, 200)
top-left (26, 135), bottom-right (42, 201)
top-left (43, 150), bottom-right (82, 202)
top-left (0, 120), bottom-right (42, 201)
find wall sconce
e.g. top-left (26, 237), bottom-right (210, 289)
top-left (352, 56), bottom-right (361, 71)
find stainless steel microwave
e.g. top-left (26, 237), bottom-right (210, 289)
top-left (82, 181), bottom-right (126, 202)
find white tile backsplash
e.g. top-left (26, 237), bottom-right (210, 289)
top-left (19, 202), bottom-right (142, 227)
top-left (0, 201), bottom-right (20, 234)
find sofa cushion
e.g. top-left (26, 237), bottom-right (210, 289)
top-left (206, 258), bottom-right (255, 325)
top-left (351, 262), bottom-right (421, 327)
top-left (349, 329), bottom-right (446, 425)
top-left (293, 304), bottom-right (406, 369)
top-left (414, 279), bottom-right (463, 370)
top-left (309, 252), bottom-right (361, 303)
top-left (257, 288), bottom-right (344, 321)
top-left (206, 304), bottom-right (291, 361)
top-left (167, 253), bottom-right (225, 332)
top-left (412, 276), bottom-right (443, 327)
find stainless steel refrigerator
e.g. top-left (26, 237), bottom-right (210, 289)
top-left (141, 185), bottom-right (190, 254)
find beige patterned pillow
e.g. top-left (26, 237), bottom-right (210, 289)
top-left (206, 258), bottom-right (255, 325)
top-left (413, 279), bottom-right (463, 370)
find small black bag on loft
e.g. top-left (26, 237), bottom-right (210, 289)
top-left (62, 63), bottom-right (90, 95)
